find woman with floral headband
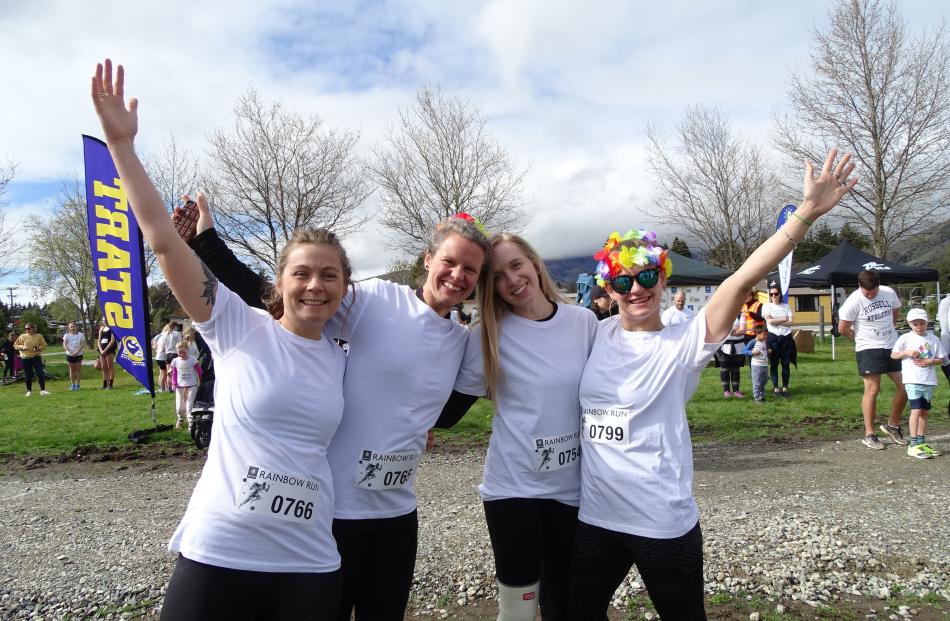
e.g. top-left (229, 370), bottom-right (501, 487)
top-left (568, 150), bottom-right (857, 620)
top-left (446, 233), bottom-right (598, 620)
top-left (175, 197), bottom-right (491, 620)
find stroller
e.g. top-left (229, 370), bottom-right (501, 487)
top-left (189, 334), bottom-right (215, 449)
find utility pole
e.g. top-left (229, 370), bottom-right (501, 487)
top-left (4, 286), bottom-right (17, 329)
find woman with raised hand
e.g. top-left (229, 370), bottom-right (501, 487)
top-left (449, 234), bottom-right (598, 620)
top-left (92, 58), bottom-right (351, 620)
top-left (174, 176), bottom-right (491, 620)
top-left (568, 150), bottom-right (856, 621)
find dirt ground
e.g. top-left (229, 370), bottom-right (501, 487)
top-left (1, 425), bottom-right (949, 620)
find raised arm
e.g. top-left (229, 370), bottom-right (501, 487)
top-left (704, 150), bottom-right (857, 343)
top-left (177, 200), bottom-right (269, 310)
top-left (91, 59), bottom-right (216, 322)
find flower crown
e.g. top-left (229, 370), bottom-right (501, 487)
top-left (452, 212), bottom-right (488, 237)
top-left (593, 228), bottom-right (673, 286)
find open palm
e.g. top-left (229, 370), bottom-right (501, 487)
top-left (91, 59), bottom-right (138, 145)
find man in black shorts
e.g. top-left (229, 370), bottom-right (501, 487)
top-left (838, 271), bottom-right (907, 450)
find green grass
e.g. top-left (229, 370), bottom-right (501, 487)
top-left (0, 354), bottom-right (191, 456)
top-left (2, 337), bottom-right (947, 456)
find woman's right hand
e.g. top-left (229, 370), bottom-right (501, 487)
top-left (91, 59), bottom-right (138, 147)
top-left (172, 192), bottom-right (214, 240)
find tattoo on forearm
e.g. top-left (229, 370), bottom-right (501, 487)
top-left (200, 261), bottom-right (218, 306)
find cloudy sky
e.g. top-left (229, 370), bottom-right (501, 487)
top-left (0, 0), bottom-right (944, 304)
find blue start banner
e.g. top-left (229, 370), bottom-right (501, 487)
top-left (775, 204), bottom-right (797, 304)
top-left (83, 135), bottom-right (154, 396)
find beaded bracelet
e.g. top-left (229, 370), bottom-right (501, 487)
top-left (781, 229), bottom-right (798, 248)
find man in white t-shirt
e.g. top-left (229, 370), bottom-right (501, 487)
top-left (838, 270), bottom-right (908, 450)
top-left (938, 293), bottom-right (950, 391)
top-left (661, 291), bottom-right (696, 326)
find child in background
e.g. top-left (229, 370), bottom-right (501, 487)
top-left (744, 325), bottom-right (771, 403)
top-left (891, 308), bottom-right (946, 458)
top-left (170, 343), bottom-right (202, 431)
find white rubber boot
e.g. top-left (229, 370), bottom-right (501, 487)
top-left (497, 580), bottom-right (540, 621)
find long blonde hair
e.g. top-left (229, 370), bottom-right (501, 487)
top-left (478, 233), bottom-right (561, 399)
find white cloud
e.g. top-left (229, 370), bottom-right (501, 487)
top-left (0, 0), bottom-right (946, 293)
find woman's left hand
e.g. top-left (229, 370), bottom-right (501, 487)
top-left (800, 149), bottom-right (857, 220)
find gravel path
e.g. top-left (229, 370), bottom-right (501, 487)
top-left (1, 430), bottom-right (948, 620)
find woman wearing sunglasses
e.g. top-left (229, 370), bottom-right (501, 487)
top-left (763, 286), bottom-right (796, 397)
top-left (568, 150), bottom-right (857, 620)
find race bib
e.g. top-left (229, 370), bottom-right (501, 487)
top-left (235, 465), bottom-right (319, 524)
top-left (354, 450), bottom-right (419, 490)
top-left (534, 432), bottom-right (581, 472)
top-left (582, 409), bottom-right (631, 446)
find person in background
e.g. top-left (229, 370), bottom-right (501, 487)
top-left (165, 322), bottom-right (183, 367)
top-left (938, 292), bottom-right (950, 396)
top-left (153, 322), bottom-right (171, 392)
top-left (762, 284), bottom-right (796, 397)
top-left (63, 321), bottom-right (86, 391)
top-left (743, 324), bottom-right (771, 403)
top-left (182, 325), bottom-right (201, 359)
top-left (661, 290), bottom-right (695, 326)
top-left (14, 323), bottom-right (49, 396)
top-left (838, 270), bottom-right (907, 450)
top-left (890, 308), bottom-right (945, 458)
top-left (589, 285), bottom-right (616, 321)
top-left (97, 318), bottom-right (117, 390)
top-left (740, 288), bottom-right (765, 344)
top-left (714, 313), bottom-right (747, 398)
top-left (1, 331), bottom-right (16, 378)
top-left (170, 342), bottom-right (203, 431)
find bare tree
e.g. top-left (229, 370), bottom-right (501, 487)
top-left (646, 105), bottom-right (783, 269)
top-left (206, 89), bottom-right (372, 271)
top-left (0, 160), bottom-right (20, 281)
top-left (28, 180), bottom-right (99, 338)
top-left (774, 0), bottom-right (950, 258)
top-left (372, 85), bottom-right (527, 256)
top-left (143, 134), bottom-right (203, 276)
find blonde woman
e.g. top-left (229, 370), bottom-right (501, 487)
top-left (450, 234), bottom-right (598, 620)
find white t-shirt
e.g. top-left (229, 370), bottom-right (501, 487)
top-left (454, 304), bottom-right (598, 505)
top-left (63, 332), bottom-right (85, 356)
top-left (838, 286), bottom-right (901, 351)
top-left (323, 278), bottom-right (469, 520)
top-left (938, 295), bottom-right (950, 361)
top-left (749, 339), bottom-right (769, 367)
top-left (170, 355), bottom-right (201, 387)
top-left (762, 302), bottom-right (793, 337)
top-left (577, 309), bottom-right (722, 539)
top-left (153, 331), bottom-right (168, 360)
top-left (892, 331), bottom-right (946, 386)
top-left (661, 306), bottom-right (695, 326)
top-left (165, 329), bottom-right (182, 352)
top-left (168, 283), bottom-right (345, 573)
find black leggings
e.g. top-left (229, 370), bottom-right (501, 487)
top-left (483, 498), bottom-right (579, 620)
top-left (568, 521), bottom-right (706, 621)
top-left (160, 555), bottom-right (342, 621)
top-left (332, 510), bottom-right (418, 621)
top-left (767, 333), bottom-right (793, 389)
top-left (719, 368), bottom-right (740, 393)
top-left (22, 357), bottom-right (45, 391)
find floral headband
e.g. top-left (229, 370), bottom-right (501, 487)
top-left (452, 212), bottom-right (488, 237)
top-left (593, 228), bottom-right (673, 286)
